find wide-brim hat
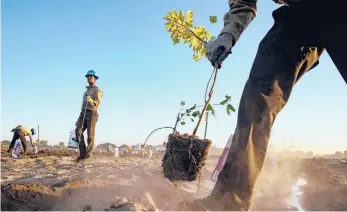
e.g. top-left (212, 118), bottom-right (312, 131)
top-left (85, 70), bottom-right (99, 80)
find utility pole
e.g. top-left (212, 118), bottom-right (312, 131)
top-left (37, 125), bottom-right (40, 147)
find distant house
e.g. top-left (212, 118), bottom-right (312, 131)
top-left (154, 145), bottom-right (166, 152)
top-left (95, 142), bottom-right (117, 152)
top-left (118, 147), bottom-right (127, 155)
top-left (134, 143), bottom-right (142, 151)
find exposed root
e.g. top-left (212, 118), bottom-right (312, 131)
top-left (162, 133), bottom-right (211, 182)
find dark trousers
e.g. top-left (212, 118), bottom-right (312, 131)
top-left (211, 1), bottom-right (347, 210)
top-left (8, 129), bottom-right (27, 152)
top-left (75, 109), bottom-right (99, 158)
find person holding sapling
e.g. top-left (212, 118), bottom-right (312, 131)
top-left (7, 125), bottom-right (38, 155)
top-left (184, 0), bottom-right (347, 210)
top-left (75, 70), bottom-right (103, 162)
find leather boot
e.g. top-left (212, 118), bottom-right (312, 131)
top-left (85, 141), bottom-right (94, 160)
top-left (76, 145), bottom-right (86, 162)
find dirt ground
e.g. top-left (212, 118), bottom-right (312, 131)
top-left (299, 158), bottom-right (347, 211)
top-left (1, 147), bottom-right (347, 211)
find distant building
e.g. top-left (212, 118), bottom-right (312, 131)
top-left (134, 143), bottom-right (142, 151)
top-left (154, 145), bottom-right (166, 152)
top-left (118, 147), bottom-right (127, 155)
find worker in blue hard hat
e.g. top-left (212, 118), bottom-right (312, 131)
top-left (75, 70), bottom-right (103, 162)
top-left (8, 125), bottom-right (38, 154)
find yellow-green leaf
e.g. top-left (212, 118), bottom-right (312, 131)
top-left (178, 10), bottom-right (185, 22)
top-left (193, 54), bottom-right (201, 61)
top-left (200, 47), bottom-right (206, 57)
top-left (172, 10), bottom-right (178, 18)
top-left (163, 15), bottom-right (170, 21)
top-left (173, 35), bottom-right (180, 44)
top-left (191, 37), bottom-right (199, 49)
top-left (165, 22), bottom-right (173, 30)
top-left (163, 9), bottom-right (214, 62)
top-left (186, 11), bottom-right (194, 27)
top-left (209, 16), bottom-right (218, 23)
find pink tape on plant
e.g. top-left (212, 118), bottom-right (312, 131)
top-left (210, 134), bottom-right (233, 182)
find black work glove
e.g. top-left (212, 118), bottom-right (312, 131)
top-left (206, 33), bottom-right (234, 69)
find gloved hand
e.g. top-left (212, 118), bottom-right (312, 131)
top-left (206, 33), bottom-right (234, 69)
top-left (86, 95), bottom-right (93, 103)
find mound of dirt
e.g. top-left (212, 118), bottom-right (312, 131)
top-left (300, 159), bottom-right (347, 211)
top-left (1, 148), bottom-right (78, 159)
top-left (1, 183), bottom-right (59, 211)
top-left (1, 148), bottom-right (117, 159)
top-left (1, 182), bottom-right (160, 211)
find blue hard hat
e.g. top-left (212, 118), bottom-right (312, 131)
top-left (31, 128), bottom-right (36, 135)
top-left (85, 70), bottom-right (99, 80)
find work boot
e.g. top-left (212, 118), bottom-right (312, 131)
top-left (85, 140), bottom-right (94, 159)
top-left (7, 148), bottom-right (12, 153)
top-left (84, 145), bottom-right (94, 160)
top-left (84, 153), bottom-right (92, 160)
top-left (75, 156), bottom-right (84, 162)
top-left (76, 146), bottom-right (86, 162)
top-left (75, 153), bottom-right (85, 162)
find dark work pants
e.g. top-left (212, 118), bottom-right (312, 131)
top-left (8, 129), bottom-right (27, 152)
top-left (75, 109), bottom-right (99, 158)
top-left (210, 0), bottom-right (347, 210)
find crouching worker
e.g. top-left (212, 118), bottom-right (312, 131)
top-left (7, 125), bottom-right (38, 154)
top-left (75, 70), bottom-right (103, 162)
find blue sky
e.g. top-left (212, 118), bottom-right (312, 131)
top-left (1, 0), bottom-right (346, 154)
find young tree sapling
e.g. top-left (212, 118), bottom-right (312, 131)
top-left (143, 10), bottom-right (234, 182)
top-left (160, 10), bottom-right (237, 182)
